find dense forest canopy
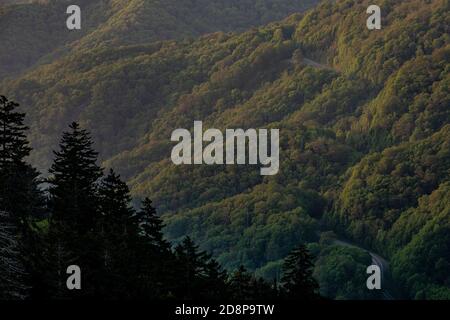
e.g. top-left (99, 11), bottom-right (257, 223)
top-left (1, 0), bottom-right (449, 299)
top-left (0, 0), bottom-right (318, 79)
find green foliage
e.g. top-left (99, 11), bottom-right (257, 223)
top-left (1, 0), bottom-right (449, 300)
top-left (164, 185), bottom-right (320, 271)
top-left (332, 126), bottom-right (450, 298)
top-left (390, 183), bottom-right (450, 299)
top-left (313, 245), bottom-right (376, 300)
top-left (334, 126), bottom-right (450, 248)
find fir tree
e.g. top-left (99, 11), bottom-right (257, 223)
top-left (249, 277), bottom-right (278, 300)
top-left (47, 122), bottom-right (103, 298)
top-left (134, 198), bottom-right (174, 299)
top-left (0, 95), bottom-right (43, 227)
top-left (201, 259), bottom-right (228, 299)
top-left (138, 198), bottom-right (169, 250)
top-left (0, 95), bottom-right (31, 167)
top-left (98, 169), bottom-right (138, 298)
top-left (174, 236), bottom-right (212, 299)
top-left (0, 96), bottom-right (43, 299)
top-left (99, 169), bottom-right (136, 236)
top-left (228, 265), bottom-right (253, 300)
top-left (48, 122), bottom-right (103, 231)
top-left (281, 244), bottom-right (319, 300)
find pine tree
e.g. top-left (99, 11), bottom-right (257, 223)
top-left (0, 96), bottom-right (43, 299)
top-left (173, 236), bottom-right (213, 299)
top-left (200, 258), bottom-right (228, 300)
top-left (47, 122), bottom-right (103, 298)
top-left (99, 169), bottom-right (136, 235)
top-left (138, 198), bottom-right (169, 250)
top-left (228, 265), bottom-right (277, 300)
top-left (0, 95), bottom-right (43, 227)
top-left (228, 265), bottom-right (254, 300)
top-left (98, 169), bottom-right (138, 298)
top-left (129, 198), bottom-right (176, 299)
top-left (281, 244), bottom-right (319, 300)
top-left (251, 277), bottom-right (278, 299)
top-left (0, 95), bottom-right (31, 167)
top-left (48, 122), bottom-right (103, 231)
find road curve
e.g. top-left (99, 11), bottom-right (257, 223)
top-left (333, 239), bottom-right (395, 300)
top-left (305, 56), bottom-right (396, 300)
top-left (303, 58), bottom-right (334, 70)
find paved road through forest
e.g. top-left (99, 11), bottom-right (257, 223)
top-left (305, 56), bottom-right (396, 300)
top-left (333, 239), bottom-right (395, 300)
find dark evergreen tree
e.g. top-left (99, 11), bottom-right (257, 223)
top-left (173, 236), bottom-right (205, 299)
top-left (48, 122), bottom-right (103, 231)
top-left (228, 265), bottom-right (254, 300)
top-left (0, 96), bottom-right (44, 300)
top-left (0, 95), bottom-right (43, 228)
top-left (99, 169), bottom-right (137, 237)
top-left (98, 169), bottom-right (139, 298)
top-left (201, 259), bottom-right (229, 299)
top-left (47, 122), bottom-right (103, 298)
top-left (134, 198), bottom-right (174, 299)
top-left (281, 244), bottom-right (319, 300)
top-left (0, 95), bottom-right (31, 167)
top-left (227, 265), bottom-right (275, 300)
top-left (138, 198), bottom-right (170, 251)
top-left (250, 277), bottom-right (279, 300)
top-left (173, 236), bottom-right (227, 299)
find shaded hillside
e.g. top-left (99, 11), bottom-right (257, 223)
top-left (0, 0), bottom-right (113, 79)
top-left (0, 0), bottom-right (318, 79)
top-left (2, 0), bottom-right (449, 299)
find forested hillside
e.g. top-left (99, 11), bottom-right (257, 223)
top-left (1, 0), bottom-right (449, 299)
top-left (0, 0), bottom-right (317, 79)
top-left (0, 95), bottom-right (320, 300)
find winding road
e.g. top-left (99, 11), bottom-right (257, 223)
top-left (304, 56), bottom-right (396, 300)
top-left (333, 239), bottom-right (395, 300)
top-left (303, 58), bottom-right (329, 69)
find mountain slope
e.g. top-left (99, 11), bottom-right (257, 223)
top-left (2, 0), bottom-right (449, 299)
top-left (0, 0), bottom-right (114, 79)
top-left (0, 0), bottom-right (318, 79)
